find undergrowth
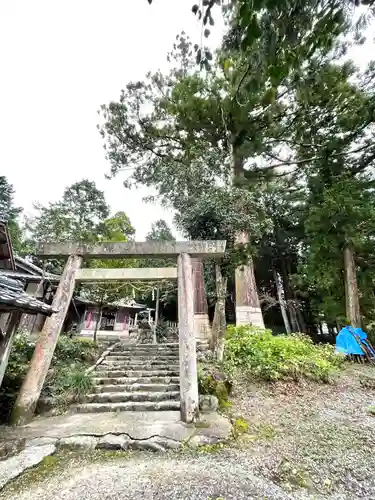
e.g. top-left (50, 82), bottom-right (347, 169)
top-left (224, 326), bottom-right (343, 383)
top-left (0, 334), bottom-right (99, 423)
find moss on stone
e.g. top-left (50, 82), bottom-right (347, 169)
top-left (0, 449), bottom-right (130, 495)
top-left (195, 421), bottom-right (211, 429)
top-left (198, 363), bottom-right (232, 409)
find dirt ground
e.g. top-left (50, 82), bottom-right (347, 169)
top-left (1, 364), bottom-right (375, 500)
top-left (228, 363), bottom-right (375, 498)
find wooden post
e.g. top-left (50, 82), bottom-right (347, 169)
top-left (178, 252), bottom-right (199, 423)
top-left (11, 254), bottom-right (82, 425)
top-left (0, 311), bottom-right (22, 388)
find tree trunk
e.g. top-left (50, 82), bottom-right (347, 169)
top-left (12, 254), bottom-right (82, 425)
top-left (343, 244), bottom-right (361, 328)
top-left (287, 301), bottom-right (301, 332)
top-left (231, 145), bottom-right (265, 328)
top-left (273, 268), bottom-right (291, 334)
top-left (235, 232), bottom-right (265, 327)
top-left (0, 311), bottom-right (22, 389)
top-left (279, 255), bottom-right (300, 332)
top-left (211, 263), bottom-right (228, 362)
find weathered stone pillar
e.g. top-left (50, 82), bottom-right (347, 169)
top-left (192, 258), bottom-right (211, 341)
top-left (235, 232), bottom-right (265, 328)
top-left (12, 254), bottom-right (82, 425)
top-left (178, 252), bottom-right (199, 423)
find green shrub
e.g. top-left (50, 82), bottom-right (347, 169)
top-left (0, 333), bottom-right (99, 422)
top-left (53, 336), bottom-right (97, 365)
top-left (224, 325), bottom-right (343, 383)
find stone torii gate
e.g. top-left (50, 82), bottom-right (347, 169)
top-left (12, 240), bottom-right (226, 425)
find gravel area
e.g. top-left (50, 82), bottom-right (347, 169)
top-left (1, 364), bottom-right (374, 500)
top-left (0, 452), bottom-right (295, 500)
top-left (229, 364), bottom-right (375, 499)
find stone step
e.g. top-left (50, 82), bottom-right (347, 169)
top-left (95, 370), bottom-right (180, 378)
top-left (100, 359), bottom-right (178, 367)
top-left (74, 400), bottom-right (181, 413)
top-left (92, 383), bottom-right (180, 393)
top-left (96, 363), bottom-right (180, 372)
top-left (106, 355), bottom-right (179, 361)
top-left (110, 351), bottom-right (179, 357)
top-left (92, 376), bottom-right (180, 385)
top-left (113, 343), bottom-right (179, 350)
top-left (83, 391), bottom-right (180, 404)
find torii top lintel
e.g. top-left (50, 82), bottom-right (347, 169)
top-left (36, 241), bottom-right (226, 260)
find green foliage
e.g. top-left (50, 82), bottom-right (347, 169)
top-left (0, 176), bottom-right (24, 253)
top-left (134, 219), bottom-right (177, 306)
top-left (146, 219), bottom-right (174, 241)
top-left (80, 211), bottom-right (137, 318)
top-left (232, 416), bottom-right (249, 438)
top-left (52, 336), bottom-right (98, 364)
top-left (224, 326), bottom-right (343, 382)
top-left (0, 334), bottom-right (99, 422)
top-left (26, 179), bottom-right (110, 245)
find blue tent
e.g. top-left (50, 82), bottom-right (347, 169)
top-left (336, 326), bottom-right (375, 357)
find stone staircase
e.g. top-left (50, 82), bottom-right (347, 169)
top-left (74, 343), bottom-right (181, 413)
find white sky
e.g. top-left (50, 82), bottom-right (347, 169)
top-left (0, 2), bottom-right (373, 240)
top-left (0, 0), bottom-right (223, 239)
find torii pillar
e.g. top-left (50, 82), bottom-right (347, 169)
top-left (192, 258), bottom-right (211, 341)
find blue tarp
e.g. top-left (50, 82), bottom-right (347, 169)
top-left (336, 326), bottom-right (374, 356)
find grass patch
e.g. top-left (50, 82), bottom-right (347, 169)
top-left (224, 326), bottom-right (343, 383)
top-left (197, 443), bottom-right (226, 454)
top-left (367, 405), bottom-right (375, 416)
top-left (232, 417), bottom-right (249, 438)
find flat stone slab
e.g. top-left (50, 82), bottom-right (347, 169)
top-left (37, 240), bottom-right (226, 259)
top-left (1, 411), bottom-right (231, 446)
top-left (0, 413), bottom-right (232, 490)
top-left (0, 444), bottom-right (55, 489)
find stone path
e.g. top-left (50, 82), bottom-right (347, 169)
top-left (77, 343), bottom-right (181, 413)
top-left (0, 411), bottom-right (232, 489)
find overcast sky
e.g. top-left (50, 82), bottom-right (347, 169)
top-left (0, 2), bottom-right (373, 240)
top-left (0, 0), bottom-right (223, 239)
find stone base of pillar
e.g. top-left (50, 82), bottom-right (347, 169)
top-left (194, 313), bottom-right (211, 341)
top-left (236, 306), bottom-right (265, 328)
